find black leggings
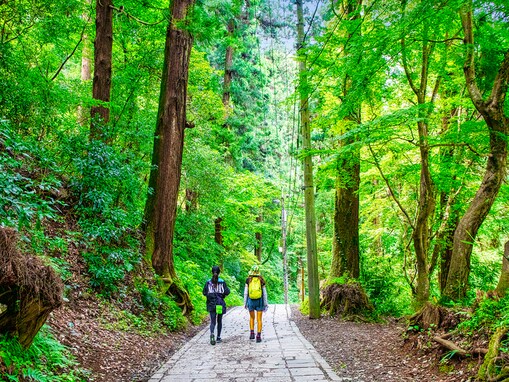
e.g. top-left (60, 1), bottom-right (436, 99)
top-left (209, 312), bottom-right (223, 337)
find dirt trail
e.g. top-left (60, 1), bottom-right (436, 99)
top-left (291, 306), bottom-right (475, 382)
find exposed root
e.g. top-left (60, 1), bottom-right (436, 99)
top-left (0, 227), bottom-right (63, 347)
top-left (321, 282), bottom-right (373, 318)
top-left (433, 335), bottom-right (487, 357)
top-left (164, 277), bottom-right (194, 318)
top-left (408, 302), bottom-right (460, 331)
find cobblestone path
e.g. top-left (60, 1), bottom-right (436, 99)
top-left (148, 304), bottom-right (342, 382)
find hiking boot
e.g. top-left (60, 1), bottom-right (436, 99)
top-left (256, 333), bottom-right (261, 343)
top-left (216, 337), bottom-right (222, 343)
top-left (210, 334), bottom-right (216, 345)
top-left (249, 331), bottom-right (255, 340)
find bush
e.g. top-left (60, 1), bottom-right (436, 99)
top-left (458, 294), bottom-right (509, 334)
top-left (0, 326), bottom-right (88, 381)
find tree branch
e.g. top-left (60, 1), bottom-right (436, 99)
top-left (401, 37), bottom-right (420, 96)
top-left (50, 24), bottom-right (88, 81)
top-left (460, 4), bottom-right (485, 112)
top-left (109, 5), bottom-right (166, 25)
top-left (368, 144), bottom-right (414, 229)
top-left (488, 49), bottom-right (509, 108)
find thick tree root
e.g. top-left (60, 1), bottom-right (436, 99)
top-left (162, 276), bottom-right (194, 317)
top-left (433, 335), bottom-right (487, 357)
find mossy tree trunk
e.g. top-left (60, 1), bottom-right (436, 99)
top-left (143, 0), bottom-right (196, 315)
top-left (400, 5), bottom-right (445, 307)
top-left (328, 0), bottom-right (361, 283)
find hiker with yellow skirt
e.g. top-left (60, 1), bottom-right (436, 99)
top-left (244, 264), bottom-right (268, 342)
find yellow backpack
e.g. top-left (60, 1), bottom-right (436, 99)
top-left (248, 276), bottom-right (262, 299)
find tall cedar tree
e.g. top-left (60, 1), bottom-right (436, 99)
top-left (329, 0), bottom-right (362, 282)
top-left (90, 0), bottom-right (112, 140)
top-left (296, 0), bottom-right (320, 319)
top-left (143, 0), bottom-right (195, 314)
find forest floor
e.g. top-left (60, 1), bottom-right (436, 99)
top-left (48, 299), bottom-right (203, 382)
top-left (48, 300), bottom-right (480, 381)
top-left (291, 306), bottom-right (479, 382)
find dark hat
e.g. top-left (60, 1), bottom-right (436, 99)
top-left (212, 265), bottom-right (221, 274)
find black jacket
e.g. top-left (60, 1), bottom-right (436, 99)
top-left (203, 278), bottom-right (230, 313)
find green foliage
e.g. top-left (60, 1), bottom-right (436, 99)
top-left (299, 297), bottom-right (310, 316)
top-left (360, 252), bottom-right (413, 317)
top-left (84, 245), bottom-right (141, 296)
top-left (458, 295), bottom-right (509, 334)
top-left (0, 326), bottom-right (88, 381)
top-left (0, 124), bottom-right (63, 229)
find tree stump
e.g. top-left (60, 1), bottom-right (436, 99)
top-left (408, 302), bottom-right (460, 331)
top-left (0, 228), bottom-right (63, 348)
top-left (321, 282), bottom-right (373, 318)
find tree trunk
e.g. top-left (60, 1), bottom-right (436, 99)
top-left (495, 241), bottom-right (509, 297)
top-left (0, 228), bottom-right (63, 348)
top-left (444, 4), bottom-right (509, 300)
top-left (90, 0), bottom-right (113, 140)
top-left (400, 19), bottom-right (438, 307)
top-left (329, 0), bottom-right (362, 282)
top-left (330, 148), bottom-right (360, 279)
top-left (214, 217), bottom-right (223, 247)
top-left (222, 18), bottom-right (234, 112)
top-left (412, 119), bottom-right (434, 306)
top-left (296, 0), bottom-right (320, 319)
top-left (143, 0), bottom-right (196, 315)
top-left (185, 188), bottom-right (197, 212)
top-left (255, 214), bottom-right (262, 262)
top-left (78, 2), bottom-right (92, 126)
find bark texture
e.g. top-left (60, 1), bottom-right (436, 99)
top-left (495, 241), bottom-right (509, 297)
top-left (331, 152), bottom-right (360, 279)
top-left (90, 0), bottom-right (113, 139)
top-left (143, 0), bottom-right (195, 315)
top-left (444, 4), bottom-right (509, 300)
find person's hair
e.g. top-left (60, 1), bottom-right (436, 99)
top-left (211, 265), bottom-right (220, 285)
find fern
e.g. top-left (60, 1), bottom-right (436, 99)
top-left (23, 368), bottom-right (49, 382)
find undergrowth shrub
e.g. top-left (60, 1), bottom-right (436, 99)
top-left (458, 294), bottom-right (509, 334)
top-left (0, 326), bottom-right (88, 381)
top-left (84, 244), bottom-right (141, 296)
top-left (67, 138), bottom-right (145, 295)
top-left (361, 254), bottom-right (413, 317)
top-left (0, 124), bottom-right (63, 230)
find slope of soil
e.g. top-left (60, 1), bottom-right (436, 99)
top-left (48, 299), bottom-right (203, 382)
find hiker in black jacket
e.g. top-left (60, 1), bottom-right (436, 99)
top-left (203, 265), bottom-right (230, 345)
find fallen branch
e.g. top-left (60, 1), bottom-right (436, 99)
top-left (433, 336), bottom-right (488, 357)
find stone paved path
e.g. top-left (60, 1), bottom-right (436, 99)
top-left (148, 304), bottom-right (342, 382)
